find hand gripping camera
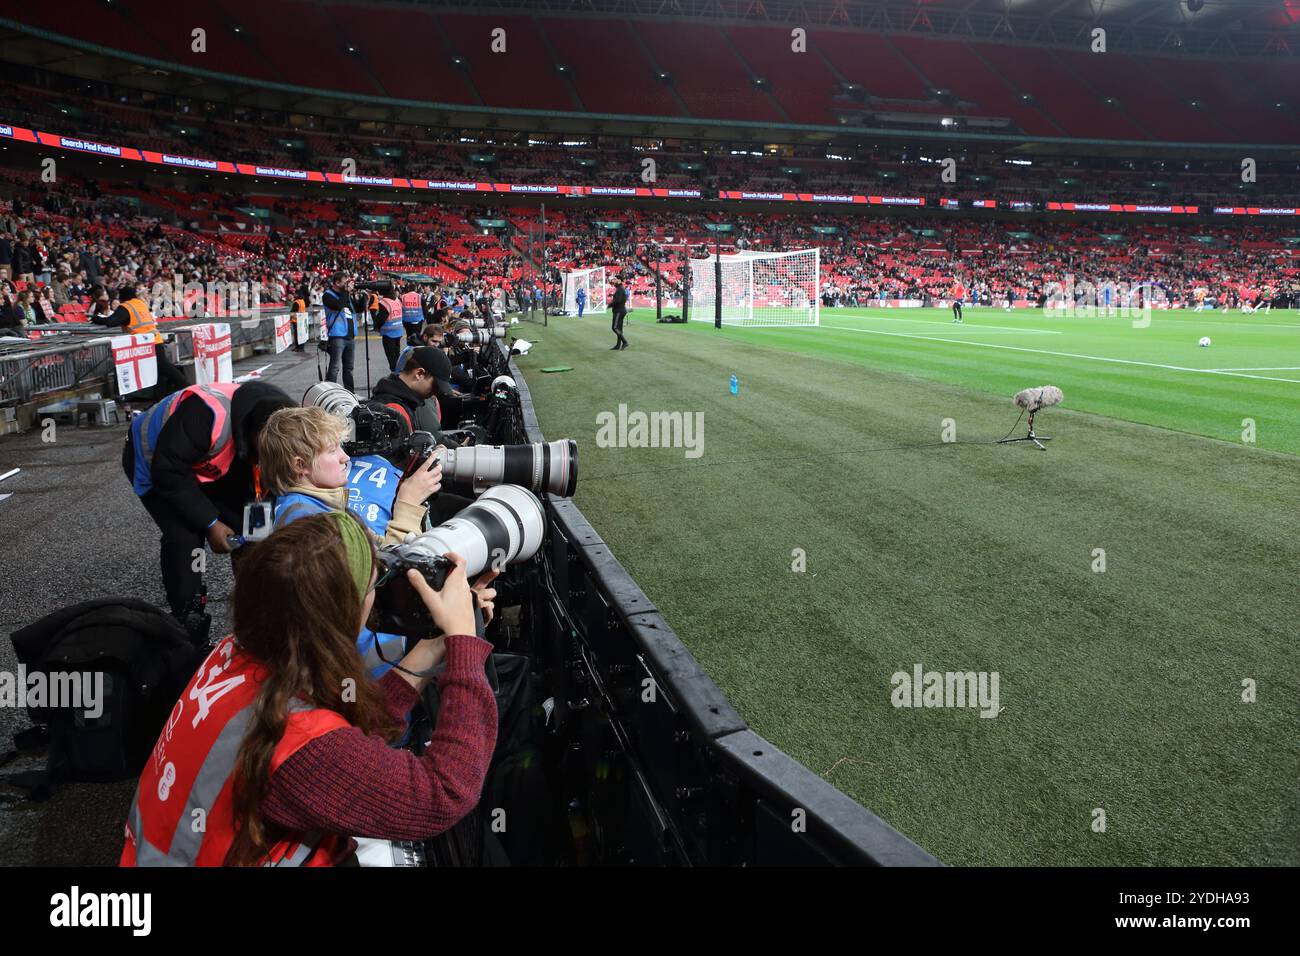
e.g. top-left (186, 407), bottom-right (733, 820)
top-left (369, 485), bottom-right (545, 635)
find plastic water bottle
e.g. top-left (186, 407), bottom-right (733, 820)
top-left (729, 374), bottom-right (738, 395)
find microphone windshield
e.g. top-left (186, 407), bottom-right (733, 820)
top-left (1013, 385), bottom-right (1064, 411)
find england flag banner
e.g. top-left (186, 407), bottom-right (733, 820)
top-left (275, 314), bottom-right (293, 353)
top-left (192, 323), bottom-right (233, 384)
top-left (110, 334), bottom-right (158, 394)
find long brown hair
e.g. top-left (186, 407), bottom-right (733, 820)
top-left (224, 511), bottom-right (401, 866)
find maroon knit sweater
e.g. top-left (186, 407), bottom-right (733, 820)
top-left (261, 633), bottom-right (498, 842)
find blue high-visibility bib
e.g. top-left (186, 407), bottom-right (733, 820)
top-left (345, 454), bottom-right (399, 536)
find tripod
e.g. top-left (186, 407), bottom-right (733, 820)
top-left (998, 410), bottom-right (1053, 451)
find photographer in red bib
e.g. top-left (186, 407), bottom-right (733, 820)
top-left (121, 511), bottom-right (497, 867)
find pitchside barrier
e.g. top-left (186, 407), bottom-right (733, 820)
top-left (505, 344), bottom-right (939, 866)
top-left (0, 308), bottom-right (292, 426)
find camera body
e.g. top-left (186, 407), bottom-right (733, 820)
top-left (370, 549), bottom-right (454, 635)
top-left (345, 401), bottom-right (406, 457)
top-left (369, 484), bottom-right (546, 636)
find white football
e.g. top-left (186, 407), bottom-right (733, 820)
top-left (1198, 336), bottom-right (1211, 347)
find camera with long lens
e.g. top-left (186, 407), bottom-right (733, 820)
top-left (406, 438), bottom-right (578, 497)
top-left (369, 485), bottom-right (545, 635)
top-left (302, 382), bottom-right (403, 456)
top-left (354, 278), bottom-right (396, 296)
top-left (456, 327), bottom-right (506, 347)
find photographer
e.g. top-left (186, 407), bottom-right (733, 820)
top-left (121, 511), bottom-right (498, 867)
top-left (122, 381), bottom-right (294, 638)
top-left (372, 345), bottom-right (453, 436)
top-left (258, 406), bottom-right (488, 677)
top-left (400, 282), bottom-right (425, 345)
top-left (261, 406), bottom-right (440, 545)
top-left (374, 290), bottom-right (406, 372)
top-left (322, 272), bottom-right (357, 390)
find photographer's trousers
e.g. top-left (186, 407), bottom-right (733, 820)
top-left (326, 336), bottom-right (356, 391)
top-left (381, 335), bottom-right (404, 373)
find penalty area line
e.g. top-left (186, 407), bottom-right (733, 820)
top-left (818, 324), bottom-right (1300, 384)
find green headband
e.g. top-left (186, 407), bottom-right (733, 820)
top-left (325, 510), bottom-right (373, 601)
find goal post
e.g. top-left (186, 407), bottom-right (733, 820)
top-left (562, 266), bottom-right (607, 315)
top-left (688, 248), bottom-right (819, 327)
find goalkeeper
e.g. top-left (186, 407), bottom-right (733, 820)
top-left (575, 285), bottom-right (586, 317)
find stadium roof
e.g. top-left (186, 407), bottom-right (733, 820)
top-left (403, 0), bottom-right (1300, 55)
top-left (2, 1), bottom-right (1298, 158)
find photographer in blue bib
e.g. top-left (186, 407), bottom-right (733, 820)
top-left (322, 272), bottom-right (358, 390)
top-left (260, 407), bottom-right (497, 677)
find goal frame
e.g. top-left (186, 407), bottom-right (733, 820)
top-left (563, 266), bottom-right (607, 315)
top-left (688, 248), bottom-right (820, 328)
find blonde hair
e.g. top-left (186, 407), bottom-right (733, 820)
top-left (258, 406), bottom-right (348, 495)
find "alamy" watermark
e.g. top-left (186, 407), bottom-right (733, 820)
top-left (147, 273), bottom-right (263, 319)
top-left (0, 667), bottom-right (104, 719)
top-left (890, 664), bottom-right (1001, 718)
top-left (1042, 273), bottom-right (1167, 327)
top-left (595, 403), bottom-right (704, 459)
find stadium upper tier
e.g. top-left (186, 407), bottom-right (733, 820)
top-left (2, 77), bottom-right (1298, 210)
top-left (5, 0), bottom-right (1300, 145)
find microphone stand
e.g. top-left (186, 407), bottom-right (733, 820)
top-left (998, 408), bottom-right (1053, 451)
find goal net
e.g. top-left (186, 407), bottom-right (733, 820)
top-left (562, 267), bottom-right (606, 314)
top-left (689, 248), bottom-right (819, 327)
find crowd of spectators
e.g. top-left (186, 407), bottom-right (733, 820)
top-left (3, 162), bottom-right (1298, 340)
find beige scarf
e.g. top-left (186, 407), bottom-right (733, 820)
top-left (280, 482), bottom-right (349, 512)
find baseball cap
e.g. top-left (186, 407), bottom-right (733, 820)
top-left (398, 345), bottom-right (452, 386)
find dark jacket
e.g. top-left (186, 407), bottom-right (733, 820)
top-left (130, 382), bottom-right (292, 531)
top-left (93, 303), bottom-right (133, 328)
top-left (0, 301), bottom-right (24, 331)
top-left (372, 373), bottom-right (441, 434)
top-left (610, 285), bottom-right (629, 312)
top-left (78, 250), bottom-right (101, 282)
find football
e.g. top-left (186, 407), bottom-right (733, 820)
top-left (1199, 336), bottom-right (1212, 347)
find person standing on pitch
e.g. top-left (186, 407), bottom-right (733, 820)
top-left (575, 284), bottom-right (586, 318)
top-left (951, 276), bottom-right (966, 323)
top-left (609, 276), bottom-right (629, 350)
top-left (322, 272), bottom-right (357, 390)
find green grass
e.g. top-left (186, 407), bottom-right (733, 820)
top-left (513, 306), bottom-right (1300, 866)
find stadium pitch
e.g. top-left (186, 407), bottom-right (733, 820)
top-left (513, 306), bottom-right (1299, 866)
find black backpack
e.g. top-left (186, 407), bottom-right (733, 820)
top-left (7, 598), bottom-right (203, 791)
